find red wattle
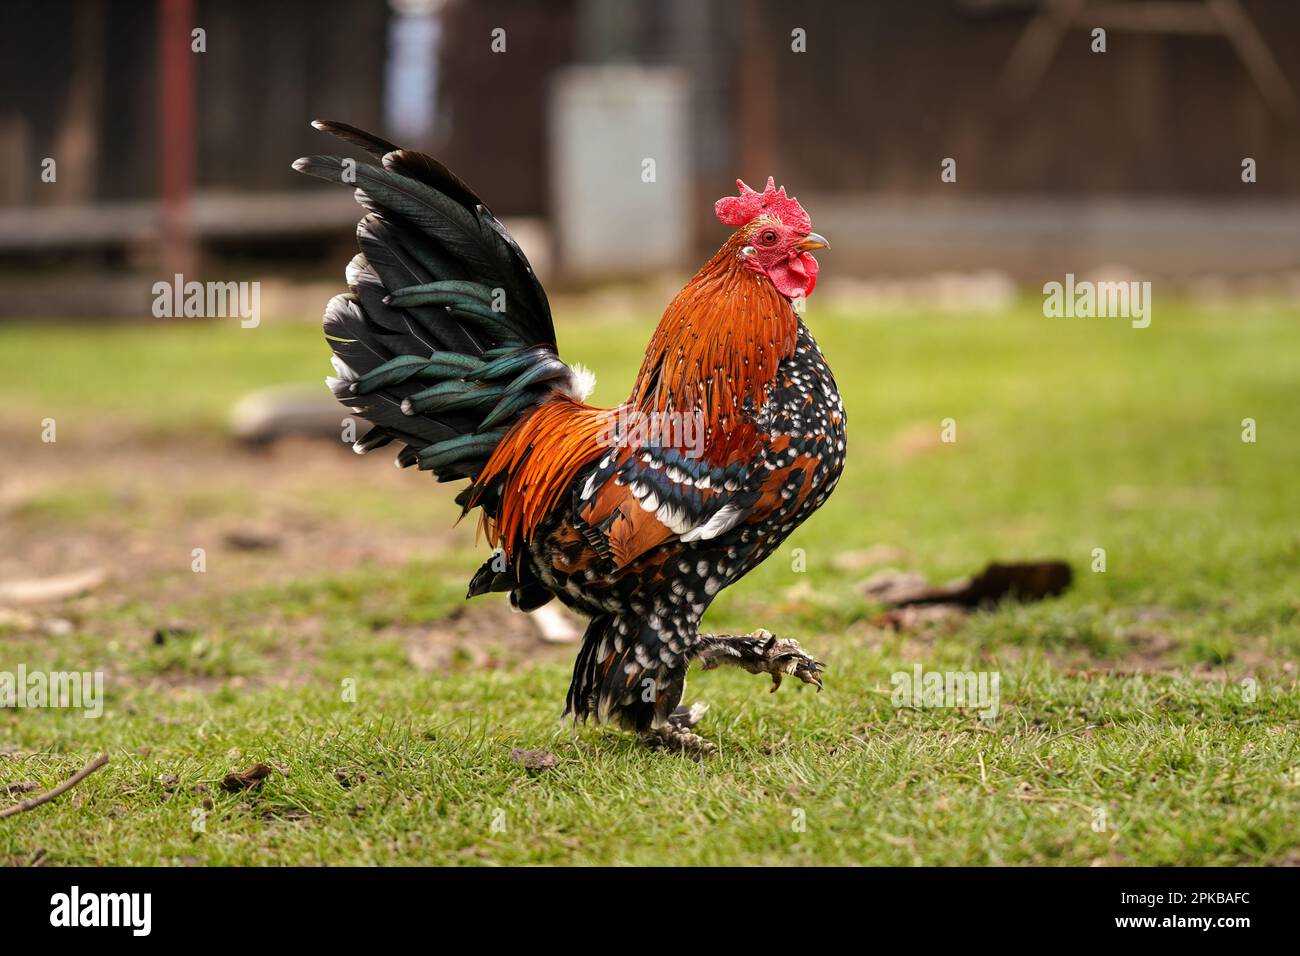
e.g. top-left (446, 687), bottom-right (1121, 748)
top-left (769, 252), bottom-right (819, 299)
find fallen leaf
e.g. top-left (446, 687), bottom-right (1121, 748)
top-left (510, 748), bottom-right (558, 771)
top-left (868, 560), bottom-right (1072, 608)
top-left (223, 529), bottom-right (281, 552)
top-left (220, 763), bottom-right (275, 792)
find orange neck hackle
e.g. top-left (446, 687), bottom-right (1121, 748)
top-left (630, 231), bottom-right (800, 462)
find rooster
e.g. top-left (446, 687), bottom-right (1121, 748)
top-left (294, 121), bottom-right (845, 752)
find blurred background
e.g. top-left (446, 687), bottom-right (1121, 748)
top-left (5, 0), bottom-right (1300, 316)
top-left (0, 0), bottom-right (1297, 692)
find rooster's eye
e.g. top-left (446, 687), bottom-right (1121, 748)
top-left (759, 229), bottom-right (778, 246)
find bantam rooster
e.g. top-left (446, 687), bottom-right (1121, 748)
top-left (295, 121), bottom-right (845, 753)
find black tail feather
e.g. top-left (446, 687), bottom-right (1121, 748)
top-left (310, 119), bottom-right (397, 159)
top-left (296, 121), bottom-right (578, 486)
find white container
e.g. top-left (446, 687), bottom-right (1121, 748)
top-left (549, 65), bottom-right (692, 279)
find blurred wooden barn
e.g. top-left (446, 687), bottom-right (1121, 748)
top-left (3, 0), bottom-right (1300, 315)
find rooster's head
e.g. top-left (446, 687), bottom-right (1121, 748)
top-left (715, 177), bottom-right (827, 299)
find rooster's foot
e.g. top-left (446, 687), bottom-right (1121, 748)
top-left (697, 629), bottom-right (825, 692)
top-left (642, 724), bottom-right (717, 756)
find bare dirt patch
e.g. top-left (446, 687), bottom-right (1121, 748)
top-left (0, 420), bottom-right (580, 677)
top-left (0, 422), bottom-right (465, 594)
top-left (405, 602), bottom-right (574, 673)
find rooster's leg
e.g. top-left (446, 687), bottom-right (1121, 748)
top-left (644, 687), bottom-right (716, 755)
top-left (696, 629), bottom-right (825, 692)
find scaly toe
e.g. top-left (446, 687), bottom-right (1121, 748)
top-left (644, 726), bottom-right (717, 756)
top-left (758, 636), bottom-right (826, 692)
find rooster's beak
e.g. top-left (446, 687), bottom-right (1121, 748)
top-left (794, 232), bottom-right (828, 252)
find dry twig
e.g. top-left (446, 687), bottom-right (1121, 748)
top-left (0, 753), bottom-right (109, 819)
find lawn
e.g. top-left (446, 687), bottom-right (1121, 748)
top-left (0, 297), bottom-right (1297, 865)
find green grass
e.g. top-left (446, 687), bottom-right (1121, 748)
top-left (0, 319), bottom-right (328, 432)
top-left (1, 299), bottom-right (1298, 865)
top-left (5, 665), bottom-right (1297, 866)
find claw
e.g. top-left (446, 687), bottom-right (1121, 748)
top-left (748, 630), bottom-right (826, 693)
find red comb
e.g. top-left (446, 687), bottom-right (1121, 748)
top-left (714, 177), bottom-right (811, 233)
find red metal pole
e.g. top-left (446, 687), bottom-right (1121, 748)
top-left (158, 0), bottom-right (197, 281)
